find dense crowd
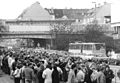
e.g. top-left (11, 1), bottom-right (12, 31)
top-left (0, 48), bottom-right (115, 83)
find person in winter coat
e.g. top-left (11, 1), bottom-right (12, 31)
top-left (67, 64), bottom-right (76, 83)
top-left (37, 65), bottom-right (44, 83)
top-left (52, 65), bottom-right (60, 83)
top-left (91, 66), bottom-right (98, 83)
top-left (104, 65), bottom-right (114, 83)
top-left (97, 66), bottom-right (106, 83)
top-left (84, 65), bottom-right (93, 83)
top-left (76, 65), bottom-right (85, 83)
top-left (42, 64), bottom-right (53, 83)
top-left (23, 63), bottom-right (35, 83)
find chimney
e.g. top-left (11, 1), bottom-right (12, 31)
top-left (104, 2), bottom-right (107, 5)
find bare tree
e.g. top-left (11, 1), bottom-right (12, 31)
top-left (49, 21), bottom-right (74, 50)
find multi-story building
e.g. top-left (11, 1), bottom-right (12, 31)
top-left (46, 2), bottom-right (111, 32)
top-left (83, 2), bottom-right (111, 24)
top-left (0, 1), bottom-right (112, 48)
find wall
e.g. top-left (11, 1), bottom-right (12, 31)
top-left (9, 25), bottom-right (50, 32)
top-left (111, 2), bottom-right (120, 23)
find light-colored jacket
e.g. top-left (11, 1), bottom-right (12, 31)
top-left (76, 70), bottom-right (85, 82)
top-left (67, 69), bottom-right (76, 83)
top-left (97, 71), bottom-right (106, 83)
top-left (91, 70), bottom-right (98, 82)
top-left (42, 68), bottom-right (52, 83)
top-left (13, 68), bottom-right (21, 78)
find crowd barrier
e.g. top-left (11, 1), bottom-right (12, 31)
top-left (110, 65), bottom-right (120, 83)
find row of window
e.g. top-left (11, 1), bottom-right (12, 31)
top-left (69, 44), bottom-right (104, 50)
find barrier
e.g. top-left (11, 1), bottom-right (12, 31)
top-left (110, 65), bottom-right (120, 83)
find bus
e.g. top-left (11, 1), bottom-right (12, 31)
top-left (68, 42), bottom-right (106, 57)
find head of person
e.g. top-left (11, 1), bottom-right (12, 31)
top-left (53, 64), bottom-right (57, 70)
top-left (105, 65), bottom-right (110, 71)
top-left (23, 61), bottom-right (27, 66)
top-left (37, 63), bottom-right (41, 68)
top-left (40, 65), bottom-right (44, 71)
top-left (16, 64), bottom-right (21, 69)
top-left (46, 64), bottom-right (52, 70)
top-left (15, 57), bottom-right (18, 62)
top-left (98, 66), bottom-right (105, 72)
top-left (71, 64), bottom-right (76, 70)
top-left (91, 66), bottom-right (97, 72)
top-left (27, 62), bottom-right (32, 67)
top-left (9, 54), bottom-right (12, 57)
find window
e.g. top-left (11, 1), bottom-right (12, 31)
top-left (104, 16), bottom-right (111, 24)
top-left (83, 45), bottom-right (92, 50)
top-left (95, 44), bottom-right (105, 50)
top-left (69, 44), bottom-right (81, 49)
top-left (114, 26), bottom-right (119, 33)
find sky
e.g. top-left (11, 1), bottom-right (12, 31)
top-left (0, 0), bottom-right (119, 19)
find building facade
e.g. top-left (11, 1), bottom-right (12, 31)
top-left (0, 2), bottom-right (75, 48)
top-left (0, 1), bottom-right (112, 49)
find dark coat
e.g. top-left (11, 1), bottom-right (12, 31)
top-left (37, 70), bottom-right (44, 83)
top-left (52, 68), bottom-right (60, 83)
top-left (104, 69), bottom-right (114, 83)
top-left (84, 68), bottom-right (93, 83)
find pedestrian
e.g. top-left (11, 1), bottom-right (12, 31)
top-left (21, 62), bottom-right (27, 83)
top-left (76, 64), bottom-right (85, 83)
top-left (12, 57), bottom-right (18, 72)
top-left (84, 65), bottom-right (92, 83)
top-left (52, 64), bottom-right (60, 83)
top-left (97, 66), bottom-right (106, 83)
top-left (37, 64), bottom-right (44, 83)
top-left (13, 64), bottom-right (21, 83)
top-left (67, 64), bottom-right (76, 83)
top-left (90, 66), bottom-right (98, 83)
top-left (2, 55), bottom-right (9, 74)
top-left (104, 65), bottom-right (114, 83)
top-left (42, 64), bottom-right (52, 83)
top-left (8, 54), bottom-right (14, 75)
top-left (23, 63), bottom-right (35, 83)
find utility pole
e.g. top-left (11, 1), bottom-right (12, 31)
top-left (92, 2), bottom-right (97, 20)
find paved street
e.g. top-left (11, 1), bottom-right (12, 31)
top-left (0, 74), bottom-right (13, 83)
top-left (0, 70), bottom-right (13, 83)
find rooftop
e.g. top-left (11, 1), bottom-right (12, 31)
top-left (46, 8), bottom-right (89, 19)
top-left (17, 2), bottom-right (53, 20)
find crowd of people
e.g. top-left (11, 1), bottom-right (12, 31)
top-left (0, 48), bottom-right (115, 83)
